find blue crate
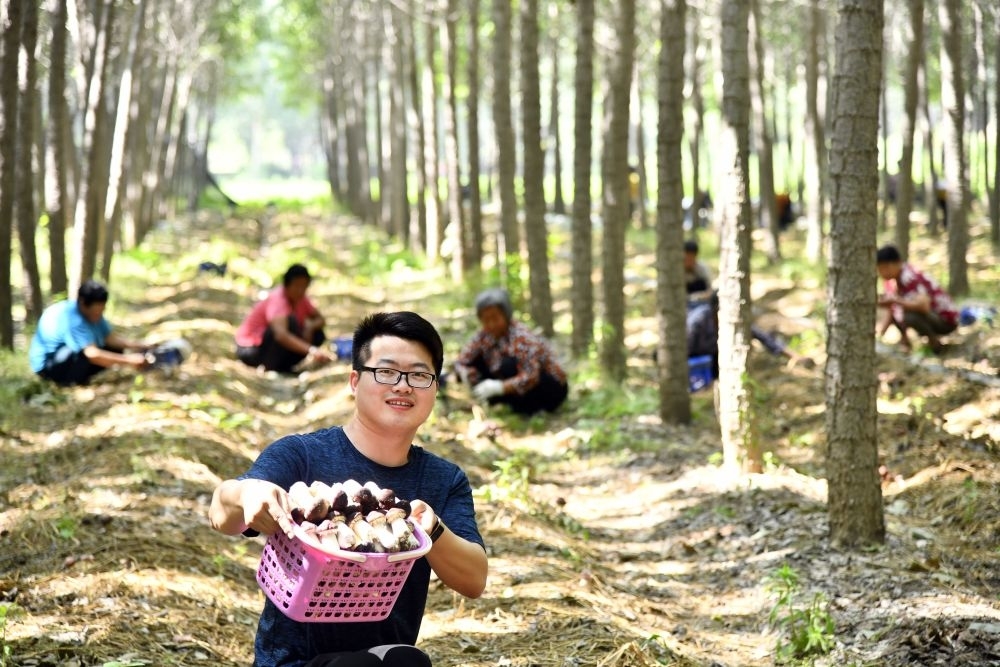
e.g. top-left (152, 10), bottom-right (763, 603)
top-left (688, 355), bottom-right (714, 392)
top-left (333, 336), bottom-right (353, 360)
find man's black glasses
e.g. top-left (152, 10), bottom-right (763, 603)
top-left (361, 366), bottom-right (437, 389)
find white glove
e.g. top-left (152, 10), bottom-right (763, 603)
top-left (472, 379), bottom-right (504, 402)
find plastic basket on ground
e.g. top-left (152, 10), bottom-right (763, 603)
top-left (688, 355), bottom-right (714, 392)
top-left (256, 520), bottom-right (431, 623)
top-left (333, 336), bottom-right (353, 360)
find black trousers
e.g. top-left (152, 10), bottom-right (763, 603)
top-left (236, 316), bottom-right (325, 374)
top-left (303, 645), bottom-right (432, 667)
top-left (469, 354), bottom-right (568, 415)
top-left (38, 344), bottom-right (122, 386)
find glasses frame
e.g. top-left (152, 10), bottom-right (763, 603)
top-left (360, 366), bottom-right (438, 389)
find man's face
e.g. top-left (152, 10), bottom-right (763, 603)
top-left (683, 252), bottom-right (696, 271)
top-left (350, 335), bottom-right (437, 433)
top-left (877, 262), bottom-right (900, 281)
top-left (284, 277), bottom-right (310, 303)
top-left (477, 305), bottom-right (509, 338)
top-left (78, 300), bottom-right (107, 323)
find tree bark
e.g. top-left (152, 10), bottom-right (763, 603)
top-left (894, 0), bottom-right (924, 260)
top-left (749, 0), bottom-right (780, 263)
top-left (570, 0), bottom-right (595, 358)
top-left (656, 0), bottom-right (691, 424)
top-left (803, 0), bottom-right (828, 263)
top-left (826, 0), bottom-right (886, 549)
top-left (599, 0), bottom-right (636, 382)
top-left (443, 0), bottom-right (465, 279)
top-left (939, 0), bottom-right (969, 296)
top-left (521, 0), bottom-right (553, 336)
top-left (717, 0), bottom-right (759, 474)
top-left (549, 11), bottom-right (565, 217)
top-left (16, 0), bottom-right (43, 322)
top-left (493, 0), bottom-right (520, 272)
top-left (465, 0), bottom-right (483, 269)
top-left (0, 0), bottom-right (23, 348)
top-left (46, 0), bottom-right (71, 298)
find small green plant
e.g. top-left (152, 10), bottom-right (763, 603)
top-left (54, 516), bottom-right (78, 540)
top-left (0, 602), bottom-right (21, 667)
top-left (766, 563), bottom-right (836, 662)
top-left (477, 450), bottom-right (533, 505)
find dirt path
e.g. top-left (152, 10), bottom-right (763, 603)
top-left (2, 210), bottom-right (999, 666)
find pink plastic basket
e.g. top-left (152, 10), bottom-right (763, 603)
top-left (256, 520), bottom-right (431, 623)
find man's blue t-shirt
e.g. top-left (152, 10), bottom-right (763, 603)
top-left (238, 426), bottom-right (486, 667)
top-left (29, 300), bottom-right (112, 372)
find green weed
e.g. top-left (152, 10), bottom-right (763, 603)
top-left (53, 516), bottom-right (78, 540)
top-left (766, 563), bottom-right (836, 662)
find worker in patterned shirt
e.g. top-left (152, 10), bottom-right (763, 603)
top-left (876, 244), bottom-right (959, 355)
top-left (453, 288), bottom-right (568, 415)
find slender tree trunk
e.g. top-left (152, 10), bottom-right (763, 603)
top-left (804, 0), bottom-right (828, 263)
top-left (388, 3), bottom-right (407, 241)
top-left (549, 10), bottom-right (565, 217)
top-left (570, 0), bottom-right (595, 358)
top-left (632, 71), bottom-right (650, 230)
top-left (826, 0), bottom-right (886, 549)
top-left (749, 0), bottom-right (779, 263)
top-left (599, 0), bottom-right (636, 382)
top-left (992, 6), bottom-right (1000, 246)
top-left (939, 0), bottom-right (969, 296)
top-left (466, 0), bottom-right (483, 269)
top-left (493, 0), bottom-right (520, 271)
top-left (46, 0), bottom-right (71, 297)
top-left (0, 0), bottom-right (23, 348)
top-left (16, 0), bottom-right (42, 322)
top-left (404, 3), bottom-right (426, 251)
top-left (521, 0), bottom-right (553, 335)
top-left (423, 17), bottom-right (443, 259)
top-left (443, 1), bottom-right (465, 279)
top-left (687, 13), bottom-right (705, 229)
top-left (717, 0), bottom-right (759, 475)
top-left (656, 0), bottom-right (691, 424)
top-left (894, 0), bottom-right (924, 260)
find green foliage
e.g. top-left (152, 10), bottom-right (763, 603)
top-left (766, 563), bottom-right (836, 662)
top-left (477, 449), bottom-right (534, 505)
top-left (350, 238), bottom-right (425, 284)
top-left (0, 603), bottom-right (20, 667)
top-left (53, 516), bottom-right (78, 540)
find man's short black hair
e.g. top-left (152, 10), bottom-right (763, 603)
top-left (683, 240), bottom-right (699, 255)
top-left (352, 311), bottom-right (444, 377)
top-left (876, 244), bottom-right (902, 264)
top-left (78, 280), bottom-right (109, 307)
top-left (282, 263), bottom-right (312, 287)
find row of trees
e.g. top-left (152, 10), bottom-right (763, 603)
top-left (2, 1), bottom-right (999, 547)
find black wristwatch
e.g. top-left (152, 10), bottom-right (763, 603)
top-left (429, 517), bottom-right (446, 543)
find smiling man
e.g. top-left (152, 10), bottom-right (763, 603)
top-left (209, 311), bottom-right (488, 667)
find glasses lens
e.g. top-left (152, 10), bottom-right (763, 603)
top-left (373, 368), bottom-right (401, 384)
top-left (408, 372), bottom-right (435, 388)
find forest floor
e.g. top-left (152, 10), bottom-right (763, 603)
top-left (1, 206), bottom-right (999, 667)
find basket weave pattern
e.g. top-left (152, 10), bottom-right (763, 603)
top-left (256, 521), bottom-right (430, 623)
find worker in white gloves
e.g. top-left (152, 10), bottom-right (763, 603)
top-left (452, 288), bottom-right (568, 415)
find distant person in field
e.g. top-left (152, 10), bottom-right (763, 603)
top-left (453, 288), bottom-right (568, 415)
top-left (876, 244), bottom-right (958, 354)
top-left (29, 280), bottom-right (153, 386)
top-left (235, 263), bottom-right (333, 374)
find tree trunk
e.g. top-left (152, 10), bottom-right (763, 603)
top-left (939, 0), bottom-right (969, 297)
top-left (749, 0), bottom-right (780, 263)
top-left (599, 0), bottom-right (635, 382)
top-left (493, 0), bottom-right (520, 272)
top-left (570, 0), bottom-right (595, 358)
top-left (46, 0), bottom-right (71, 298)
top-left (406, 0), bottom-right (427, 250)
top-left (16, 0), bottom-right (43, 322)
top-left (465, 0), bottom-right (483, 269)
top-left (687, 13), bottom-right (706, 230)
top-left (826, 0), bottom-right (886, 549)
top-left (521, 0), bottom-right (553, 336)
top-left (656, 0), bottom-right (691, 425)
top-left (992, 5), bottom-right (1000, 246)
top-left (422, 17), bottom-right (443, 258)
top-left (549, 12), bottom-right (565, 217)
top-left (894, 0), bottom-right (924, 260)
top-left (443, 1), bottom-right (465, 279)
top-left (803, 0), bottom-right (828, 263)
top-left (0, 0), bottom-right (23, 348)
top-left (387, 3), bottom-right (407, 242)
top-left (717, 0), bottom-right (759, 475)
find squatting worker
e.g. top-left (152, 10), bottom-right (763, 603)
top-left (876, 244), bottom-right (958, 355)
top-left (235, 263), bottom-right (334, 374)
top-left (29, 279), bottom-right (152, 386)
top-left (209, 311), bottom-right (488, 667)
top-left (453, 287), bottom-right (568, 415)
